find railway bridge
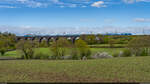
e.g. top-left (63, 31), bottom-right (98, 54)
top-left (16, 35), bottom-right (81, 44)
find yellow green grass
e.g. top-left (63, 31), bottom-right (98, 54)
top-left (0, 48), bottom-right (125, 58)
top-left (0, 56), bottom-right (150, 82)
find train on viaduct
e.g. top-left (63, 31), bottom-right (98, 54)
top-left (16, 35), bottom-right (82, 44)
top-left (16, 33), bottom-right (132, 44)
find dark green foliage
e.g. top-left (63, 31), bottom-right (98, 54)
top-left (75, 39), bottom-right (91, 59)
top-left (128, 36), bottom-right (150, 56)
top-left (0, 32), bottom-right (17, 50)
top-left (16, 40), bottom-right (35, 59)
top-left (34, 52), bottom-right (50, 59)
top-left (113, 52), bottom-right (120, 57)
top-left (70, 48), bottom-right (80, 60)
top-left (139, 48), bottom-right (150, 56)
top-left (0, 48), bottom-right (7, 56)
top-left (85, 49), bottom-right (92, 59)
top-left (50, 37), bottom-right (71, 60)
top-left (39, 40), bottom-right (49, 47)
top-left (122, 49), bottom-right (132, 57)
top-left (113, 49), bottom-right (132, 57)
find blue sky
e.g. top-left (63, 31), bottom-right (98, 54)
top-left (0, 0), bottom-right (150, 35)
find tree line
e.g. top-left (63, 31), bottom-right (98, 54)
top-left (1, 32), bottom-right (150, 58)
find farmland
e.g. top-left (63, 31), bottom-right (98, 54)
top-left (0, 56), bottom-right (150, 82)
top-left (0, 48), bottom-right (125, 58)
top-left (0, 33), bottom-right (150, 82)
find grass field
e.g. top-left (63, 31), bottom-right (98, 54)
top-left (0, 48), bottom-right (125, 58)
top-left (89, 44), bottom-right (127, 48)
top-left (0, 56), bottom-right (150, 82)
top-left (89, 44), bottom-right (127, 46)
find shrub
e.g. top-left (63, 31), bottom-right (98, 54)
top-left (85, 49), bottom-right (92, 59)
top-left (127, 36), bottom-right (150, 56)
top-left (34, 52), bottom-right (50, 59)
top-left (16, 40), bottom-right (35, 59)
top-left (140, 48), bottom-right (150, 56)
top-left (61, 56), bottom-right (72, 60)
top-left (70, 48), bottom-right (80, 60)
top-left (50, 37), bottom-right (71, 60)
top-left (113, 52), bottom-right (120, 57)
top-left (75, 39), bottom-right (91, 59)
top-left (0, 48), bottom-right (7, 56)
top-left (20, 48), bottom-right (34, 59)
top-left (39, 40), bottom-right (48, 47)
top-left (92, 52), bottom-right (113, 59)
top-left (122, 49), bottom-right (132, 57)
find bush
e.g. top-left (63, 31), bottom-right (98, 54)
top-left (140, 48), bottom-right (150, 56)
top-left (127, 36), bottom-right (150, 56)
top-left (113, 52), bottom-right (120, 57)
top-left (34, 52), bottom-right (50, 59)
top-left (16, 40), bottom-right (35, 59)
top-left (70, 48), bottom-right (80, 60)
top-left (21, 48), bottom-right (34, 59)
top-left (50, 37), bottom-right (71, 60)
top-left (85, 49), bottom-right (92, 59)
top-left (92, 52), bottom-right (113, 59)
top-left (121, 49), bottom-right (132, 57)
top-left (75, 39), bottom-right (91, 59)
top-left (39, 40), bottom-right (48, 47)
top-left (0, 48), bottom-right (7, 56)
top-left (61, 56), bottom-right (72, 60)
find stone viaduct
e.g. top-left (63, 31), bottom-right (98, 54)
top-left (16, 35), bottom-right (81, 44)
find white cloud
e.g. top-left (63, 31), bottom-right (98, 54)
top-left (69, 4), bottom-right (77, 8)
top-left (51, 0), bottom-right (60, 3)
top-left (136, 0), bottom-right (150, 2)
top-left (1, 25), bottom-right (150, 35)
top-left (0, 5), bottom-right (16, 8)
top-left (0, 0), bottom-right (108, 8)
top-left (123, 0), bottom-right (135, 3)
top-left (60, 5), bottom-right (65, 8)
top-left (81, 5), bottom-right (87, 8)
top-left (91, 1), bottom-right (106, 8)
top-left (16, 0), bottom-right (28, 3)
top-left (123, 0), bottom-right (150, 3)
top-left (134, 18), bottom-right (150, 22)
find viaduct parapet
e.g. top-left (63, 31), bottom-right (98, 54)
top-left (16, 35), bottom-right (81, 44)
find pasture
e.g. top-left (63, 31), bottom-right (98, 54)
top-left (0, 56), bottom-right (150, 82)
top-left (0, 48), bottom-right (125, 58)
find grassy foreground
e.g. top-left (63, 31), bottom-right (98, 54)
top-left (0, 56), bottom-right (150, 82)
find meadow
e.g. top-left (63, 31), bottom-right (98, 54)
top-left (1, 47), bottom-right (149, 82)
top-left (0, 48), bottom-right (125, 58)
top-left (0, 56), bottom-right (150, 82)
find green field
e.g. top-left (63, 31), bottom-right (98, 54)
top-left (89, 44), bottom-right (127, 46)
top-left (0, 48), bottom-right (150, 82)
top-left (0, 56), bottom-right (150, 82)
top-left (0, 48), bottom-right (125, 58)
top-left (89, 44), bottom-right (127, 48)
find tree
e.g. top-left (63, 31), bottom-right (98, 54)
top-left (75, 39), bottom-right (91, 59)
top-left (127, 36), bottom-right (150, 56)
top-left (0, 32), bottom-right (16, 51)
top-left (108, 39), bottom-right (115, 48)
top-left (16, 40), bottom-right (35, 59)
top-left (86, 35), bottom-right (97, 45)
top-left (50, 37), bottom-right (71, 59)
top-left (97, 34), bottom-right (104, 44)
top-left (0, 40), bottom-right (7, 56)
top-left (103, 35), bottom-right (109, 44)
top-left (80, 34), bottom-right (97, 45)
top-left (39, 40), bottom-right (48, 47)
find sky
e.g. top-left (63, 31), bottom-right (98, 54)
top-left (0, 0), bottom-right (150, 35)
